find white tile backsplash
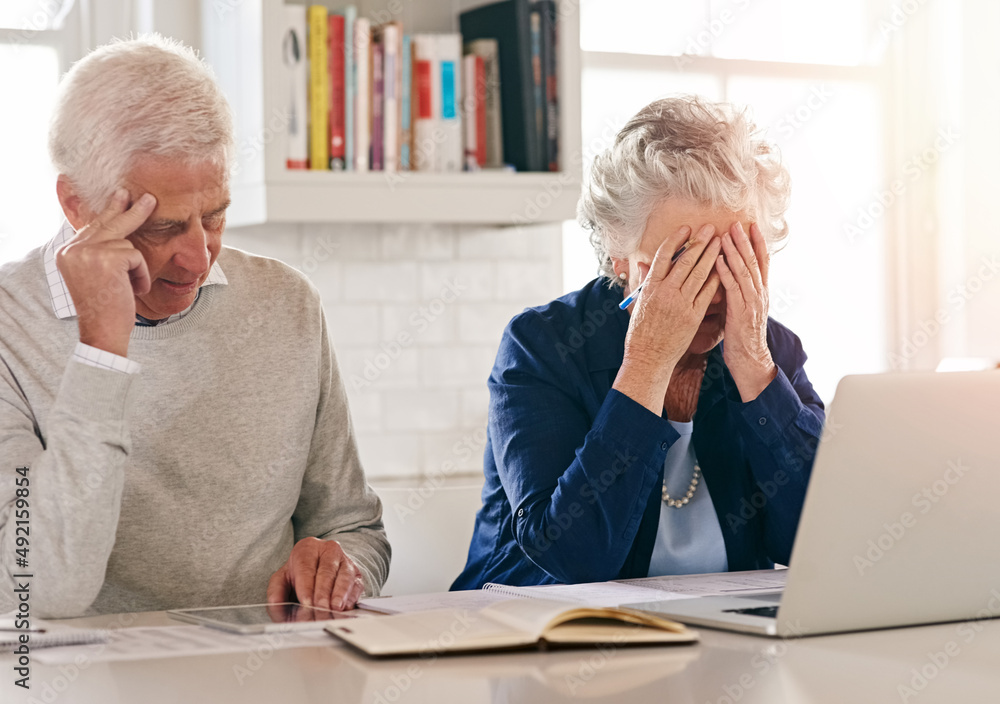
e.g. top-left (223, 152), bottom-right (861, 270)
top-left (224, 220), bottom-right (563, 478)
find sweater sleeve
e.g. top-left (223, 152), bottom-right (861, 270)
top-left (490, 311), bottom-right (675, 584)
top-left (0, 359), bottom-right (139, 618)
top-left (288, 309), bottom-right (390, 597)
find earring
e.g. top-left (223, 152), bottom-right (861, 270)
top-left (618, 273), bottom-right (626, 280)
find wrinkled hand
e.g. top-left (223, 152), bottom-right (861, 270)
top-left (55, 188), bottom-right (157, 357)
top-left (614, 223), bottom-right (722, 414)
top-left (715, 221), bottom-right (777, 401)
top-left (266, 537), bottom-right (365, 611)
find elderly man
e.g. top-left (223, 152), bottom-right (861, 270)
top-left (0, 35), bottom-right (389, 618)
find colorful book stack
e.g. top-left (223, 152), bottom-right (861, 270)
top-left (281, 0), bottom-right (559, 174)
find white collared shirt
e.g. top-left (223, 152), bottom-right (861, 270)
top-left (45, 219), bottom-right (228, 375)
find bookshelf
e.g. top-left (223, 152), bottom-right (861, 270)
top-left (200, 0), bottom-right (582, 226)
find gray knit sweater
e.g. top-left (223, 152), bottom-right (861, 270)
top-left (0, 243), bottom-right (389, 617)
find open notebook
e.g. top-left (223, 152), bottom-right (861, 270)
top-left (326, 598), bottom-right (697, 657)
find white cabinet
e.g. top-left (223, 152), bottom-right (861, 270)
top-left (201, 0), bottom-right (582, 226)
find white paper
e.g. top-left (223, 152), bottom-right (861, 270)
top-left (34, 625), bottom-right (337, 664)
top-left (484, 581), bottom-right (684, 607)
top-left (615, 568), bottom-right (788, 597)
top-left (359, 589), bottom-right (512, 615)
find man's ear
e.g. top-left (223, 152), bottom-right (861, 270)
top-left (56, 176), bottom-right (91, 231)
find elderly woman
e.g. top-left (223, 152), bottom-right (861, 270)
top-left (452, 96), bottom-right (825, 590)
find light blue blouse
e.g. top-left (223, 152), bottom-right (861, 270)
top-left (647, 419), bottom-right (729, 576)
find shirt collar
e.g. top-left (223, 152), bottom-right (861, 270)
top-left (44, 219), bottom-right (228, 320)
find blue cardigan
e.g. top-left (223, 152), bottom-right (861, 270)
top-left (451, 278), bottom-right (826, 590)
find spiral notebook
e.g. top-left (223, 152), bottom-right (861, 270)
top-left (0, 613), bottom-right (109, 651)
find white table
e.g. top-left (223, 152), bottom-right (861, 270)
top-left (4, 609), bottom-right (1000, 703)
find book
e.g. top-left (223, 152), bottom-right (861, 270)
top-left (411, 33), bottom-right (438, 172)
top-left (463, 53), bottom-right (486, 170)
top-left (328, 13), bottom-right (346, 170)
top-left (436, 34), bottom-right (464, 172)
top-left (371, 37), bottom-right (384, 171)
top-left (281, 6), bottom-right (309, 170)
top-left (377, 22), bottom-right (402, 173)
top-left (307, 5), bottom-right (330, 170)
top-left (327, 598), bottom-right (697, 657)
top-left (529, 8), bottom-right (544, 160)
top-left (460, 0), bottom-right (545, 171)
top-left (536, 0), bottom-right (558, 171)
top-left (400, 33), bottom-right (413, 170)
top-left (354, 16), bottom-right (371, 172)
top-left (343, 5), bottom-right (356, 171)
top-left (465, 38), bottom-right (504, 169)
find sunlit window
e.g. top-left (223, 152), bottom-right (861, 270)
top-left (0, 43), bottom-right (62, 265)
top-left (567, 0), bottom-right (888, 402)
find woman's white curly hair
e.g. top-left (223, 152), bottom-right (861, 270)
top-left (49, 33), bottom-right (235, 211)
top-left (578, 95), bottom-right (791, 287)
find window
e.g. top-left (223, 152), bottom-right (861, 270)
top-left (565, 0), bottom-right (892, 402)
top-left (0, 0), bottom-right (86, 265)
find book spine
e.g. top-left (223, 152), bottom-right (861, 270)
top-left (328, 14), bottom-right (346, 170)
top-left (283, 6), bottom-right (309, 170)
top-left (401, 34), bottom-right (412, 170)
top-left (475, 55), bottom-right (487, 168)
top-left (437, 34), bottom-right (462, 173)
top-left (307, 5), bottom-right (330, 170)
top-left (411, 35), bottom-right (436, 172)
top-left (354, 17), bottom-right (371, 172)
top-left (529, 9), bottom-right (544, 167)
top-left (372, 39), bottom-right (384, 171)
top-left (543, 1), bottom-right (558, 171)
top-left (382, 24), bottom-right (399, 174)
top-left (463, 54), bottom-right (478, 171)
top-left (344, 5), bottom-right (356, 171)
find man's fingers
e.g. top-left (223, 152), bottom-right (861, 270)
top-left (289, 543), bottom-right (321, 607)
top-left (86, 191), bottom-right (157, 242)
top-left (647, 225), bottom-right (692, 283)
top-left (330, 563), bottom-right (363, 611)
top-left (125, 248), bottom-right (151, 295)
top-left (266, 565), bottom-right (290, 604)
top-left (311, 545), bottom-right (341, 611)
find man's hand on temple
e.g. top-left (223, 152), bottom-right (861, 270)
top-left (55, 187), bottom-right (157, 357)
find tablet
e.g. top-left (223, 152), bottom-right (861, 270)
top-left (167, 602), bottom-right (360, 634)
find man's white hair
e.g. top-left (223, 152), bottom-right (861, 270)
top-left (49, 33), bottom-right (235, 211)
top-left (578, 95), bottom-right (791, 287)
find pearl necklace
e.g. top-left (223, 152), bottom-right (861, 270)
top-left (662, 462), bottom-right (701, 508)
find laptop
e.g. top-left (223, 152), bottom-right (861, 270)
top-left (625, 370), bottom-right (1000, 637)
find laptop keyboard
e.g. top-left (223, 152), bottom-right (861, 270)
top-left (723, 606), bottom-right (779, 618)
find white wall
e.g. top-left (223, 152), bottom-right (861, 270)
top-left (224, 221), bottom-right (564, 480)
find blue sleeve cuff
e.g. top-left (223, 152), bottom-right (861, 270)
top-left (738, 367), bottom-right (805, 447)
top-left (593, 389), bottom-right (681, 460)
